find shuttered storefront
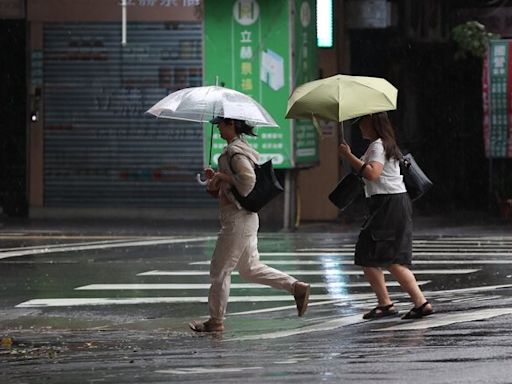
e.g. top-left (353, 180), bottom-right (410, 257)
top-left (42, 22), bottom-right (214, 208)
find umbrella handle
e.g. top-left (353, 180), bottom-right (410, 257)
top-left (339, 121), bottom-right (347, 144)
top-left (196, 173), bottom-right (208, 186)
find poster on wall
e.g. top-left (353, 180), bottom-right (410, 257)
top-left (483, 40), bottom-right (512, 158)
top-left (203, 0), bottom-right (318, 168)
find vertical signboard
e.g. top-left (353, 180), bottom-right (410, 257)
top-left (293, 0), bottom-right (318, 164)
top-left (204, 0), bottom-right (291, 168)
top-left (203, 0), bottom-right (318, 168)
top-left (484, 40), bottom-right (512, 158)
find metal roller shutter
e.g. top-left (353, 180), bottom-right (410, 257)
top-left (42, 22), bottom-right (214, 208)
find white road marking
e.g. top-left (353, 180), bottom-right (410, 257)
top-left (75, 281), bottom-right (431, 290)
top-left (374, 308), bottom-right (512, 331)
top-left (156, 367), bottom-right (262, 375)
top-left (301, 244), bottom-right (512, 252)
top-left (15, 293), bottom-right (377, 308)
top-left (190, 259), bottom-right (512, 266)
top-left (0, 236), bottom-right (215, 260)
top-left (413, 252), bottom-right (512, 257)
top-left (260, 247), bottom-right (512, 257)
top-left (0, 238), bottom-right (145, 252)
top-left (227, 299), bottom-right (347, 316)
top-left (260, 252), bottom-right (353, 256)
top-left (425, 284), bottom-right (512, 296)
top-left (137, 269), bottom-right (480, 276)
top-left (227, 314), bottom-right (365, 341)
top-left (229, 306), bottom-right (512, 341)
top-left (26, 283), bottom-right (508, 309)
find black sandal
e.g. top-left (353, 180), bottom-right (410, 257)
top-left (363, 303), bottom-right (398, 319)
top-left (401, 301), bottom-right (433, 320)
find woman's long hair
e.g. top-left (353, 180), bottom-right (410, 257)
top-left (369, 112), bottom-right (401, 160)
top-left (224, 118), bottom-right (257, 137)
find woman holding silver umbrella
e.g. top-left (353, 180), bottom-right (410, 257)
top-left (338, 112), bottom-right (433, 320)
top-left (189, 116), bottom-right (311, 333)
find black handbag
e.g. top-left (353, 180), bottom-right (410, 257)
top-left (400, 153), bottom-right (433, 201)
top-left (328, 164), bottom-right (367, 211)
top-left (229, 154), bottom-right (283, 212)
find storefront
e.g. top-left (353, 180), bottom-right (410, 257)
top-left (20, 0), bottom-right (346, 225)
top-left (27, 0), bottom-right (211, 210)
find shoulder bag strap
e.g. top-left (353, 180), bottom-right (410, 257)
top-left (229, 153), bottom-right (254, 175)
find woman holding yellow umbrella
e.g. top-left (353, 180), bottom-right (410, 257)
top-left (286, 74), bottom-right (433, 319)
top-left (338, 112), bottom-right (433, 319)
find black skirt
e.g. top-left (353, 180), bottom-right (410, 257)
top-left (354, 192), bottom-right (413, 267)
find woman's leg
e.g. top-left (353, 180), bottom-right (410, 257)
top-left (363, 266), bottom-right (392, 306)
top-left (237, 213), bottom-right (296, 292)
top-left (387, 264), bottom-right (431, 310)
top-left (207, 232), bottom-right (241, 323)
top-left (237, 212), bottom-right (310, 316)
top-left (207, 208), bottom-right (247, 323)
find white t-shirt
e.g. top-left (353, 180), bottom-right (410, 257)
top-left (361, 138), bottom-right (406, 197)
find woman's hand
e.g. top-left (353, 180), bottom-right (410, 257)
top-left (204, 167), bottom-right (215, 179)
top-left (338, 142), bottom-right (352, 159)
top-left (211, 171), bottom-right (233, 186)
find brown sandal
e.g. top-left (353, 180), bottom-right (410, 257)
top-left (293, 281), bottom-right (311, 317)
top-left (189, 319), bottom-right (224, 333)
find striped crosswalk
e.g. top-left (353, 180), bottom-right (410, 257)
top-left (11, 234), bottom-right (512, 336)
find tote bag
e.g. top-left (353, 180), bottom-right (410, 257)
top-left (400, 153), bottom-right (433, 201)
top-left (328, 163), bottom-right (368, 211)
top-left (328, 173), bottom-right (365, 211)
top-left (229, 155), bottom-right (283, 212)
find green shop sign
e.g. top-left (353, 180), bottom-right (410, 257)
top-left (203, 0), bottom-right (318, 168)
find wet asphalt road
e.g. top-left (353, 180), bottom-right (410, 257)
top-left (1, 217), bottom-right (512, 383)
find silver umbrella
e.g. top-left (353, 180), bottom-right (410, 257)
top-left (146, 85), bottom-right (278, 181)
top-left (146, 85), bottom-right (278, 127)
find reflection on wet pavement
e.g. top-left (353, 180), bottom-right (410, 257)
top-left (1, 231), bottom-right (512, 383)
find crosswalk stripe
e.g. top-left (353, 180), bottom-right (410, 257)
top-left (2, 239), bottom-right (509, 260)
top-left (15, 293), bottom-right (377, 308)
top-left (228, 307), bottom-right (512, 341)
top-left (226, 284), bottom-right (512, 317)
top-left (261, 252), bottom-right (512, 257)
top-left (0, 238), bottom-right (149, 252)
top-left (74, 281), bottom-right (432, 290)
top-left (156, 367), bottom-right (263, 375)
top-left (228, 314), bottom-right (366, 341)
top-left (0, 236), bottom-right (216, 260)
top-left (227, 299), bottom-right (346, 316)
top-left (190, 259), bottom-right (512, 266)
top-left (373, 308), bottom-right (512, 331)
top-left (302, 244), bottom-right (512, 251)
top-left (137, 269), bottom-right (480, 276)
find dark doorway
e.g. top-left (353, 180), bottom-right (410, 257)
top-left (349, 29), bottom-right (488, 213)
top-left (0, 20), bottom-right (28, 217)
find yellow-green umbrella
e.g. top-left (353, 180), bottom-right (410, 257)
top-left (286, 74), bottom-right (398, 124)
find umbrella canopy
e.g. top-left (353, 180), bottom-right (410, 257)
top-left (285, 74), bottom-right (397, 123)
top-left (147, 85), bottom-right (278, 127)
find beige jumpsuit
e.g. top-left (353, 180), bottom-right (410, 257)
top-left (208, 139), bottom-right (297, 322)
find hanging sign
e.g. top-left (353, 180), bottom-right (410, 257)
top-left (484, 40), bottom-right (512, 158)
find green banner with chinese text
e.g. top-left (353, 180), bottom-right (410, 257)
top-left (204, 0), bottom-right (318, 168)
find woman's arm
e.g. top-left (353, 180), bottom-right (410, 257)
top-left (210, 154), bottom-right (255, 196)
top-left (228, 155), bottom-right (256, 196)
top-left (338, 143), bottom-right (383, 181)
